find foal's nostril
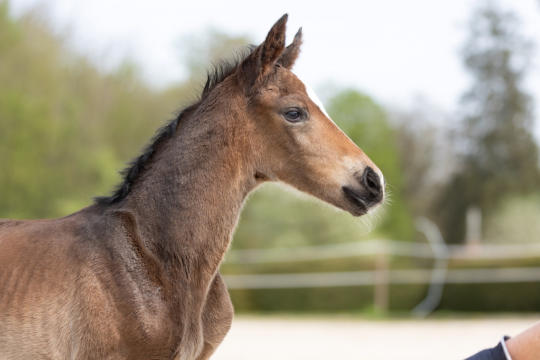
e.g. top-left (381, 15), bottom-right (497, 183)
top-left (361, 167), bottom-right (382, 199)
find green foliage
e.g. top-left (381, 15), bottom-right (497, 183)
top-left (230, 287), bottom-right (378, 313)
top-left (435, 2), bottom-right (540, 243)
top-left (328, 90), bottom-right (414, 241)
top-left (233, 183), bottom-right (385, 251)
top-left (0, 3), bottom-right (183, 218)
top-left (229, 256), bottom-right (540, 313)
top-left (484, 193), bottom-right (540, 243)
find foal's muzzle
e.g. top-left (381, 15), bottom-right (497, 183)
top-left (342, 167), bottom-right (384, 215)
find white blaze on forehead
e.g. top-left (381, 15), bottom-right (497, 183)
top-left (294, 72), bottom-right (332, 120)
top-left (305, 84), bottom-right (331, 119)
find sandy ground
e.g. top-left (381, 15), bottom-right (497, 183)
top-left (212, 315), bottom-right (538, 360)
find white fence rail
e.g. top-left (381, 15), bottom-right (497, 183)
top-left (225, 239), bottom-right (540, 265)
top-left (224, 267), bottom-right (540, 289)
top-left (223, 218), bottom-right (540, 315)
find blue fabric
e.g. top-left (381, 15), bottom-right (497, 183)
top-left (465, 341), bottom-right (508, 360)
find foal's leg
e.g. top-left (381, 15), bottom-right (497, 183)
top-left (196, 273), bottom-right (233, 360)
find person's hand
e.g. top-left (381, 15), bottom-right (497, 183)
top-left (505, 321), bottom-right (540, 360)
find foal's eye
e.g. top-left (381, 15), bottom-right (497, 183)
top-left (283, 108), bottom-right (305, 123)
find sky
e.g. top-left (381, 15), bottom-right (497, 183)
top-left (8, 0), bottom-right (540, 138)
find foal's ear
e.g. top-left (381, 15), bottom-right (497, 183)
top-left (239, 14), bottom-right (288, 88)
top-left (279, 27), bottom-right (302, 69)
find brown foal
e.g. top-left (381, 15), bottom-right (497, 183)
top-left (0, 15), bottom-right (384, 359)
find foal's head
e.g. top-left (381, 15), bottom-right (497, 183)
top-left (234, 15), bottom-right (384, 216)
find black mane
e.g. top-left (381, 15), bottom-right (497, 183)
top-left (94, 46), bottom-right (255, 206)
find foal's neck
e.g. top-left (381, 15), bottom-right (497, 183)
top-left (122, 88), bottom-right (257, 282)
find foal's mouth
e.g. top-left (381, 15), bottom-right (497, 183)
top-left (342, 186), bottom-right (380, 216)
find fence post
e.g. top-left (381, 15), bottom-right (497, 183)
top-left (374, 247), bottom-right (389, 313)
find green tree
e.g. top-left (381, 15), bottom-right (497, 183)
top-left (390, 102), bottom-right (452, 218)
top-left (0, 3), bottom-right (180, 218)
top-left (436, 1), bottom-right (540, 243)
top-left (328, 90), bottom-right (414, 241)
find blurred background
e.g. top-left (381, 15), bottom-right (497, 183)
top-left (1, 0), bottom-right (540, 358)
